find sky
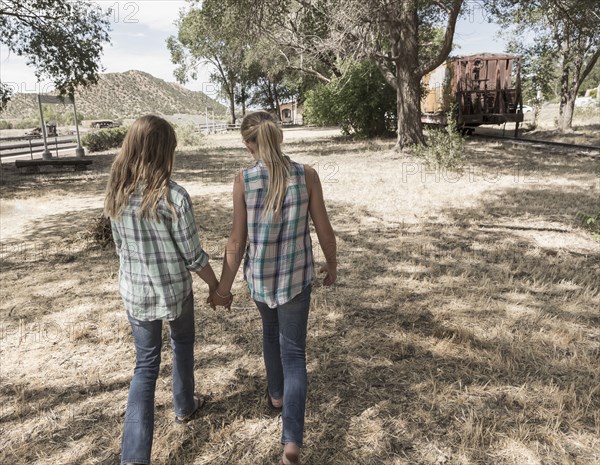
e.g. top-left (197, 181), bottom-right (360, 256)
top-left (0, 0), bottom-right (507, 101)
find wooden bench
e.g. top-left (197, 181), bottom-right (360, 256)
top-left (15, 158), bottom-right (93, 173)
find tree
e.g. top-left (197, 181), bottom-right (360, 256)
top-left (231, 0), bottom-right (464, 149)
top-left (244, 68), bottom-right (295, 115)
top-left (242, 39), bottom-right (302, 116)
top-left (488, 0), bottom-right (600, 131)
top-left (169, 1), bottom-right (314, 122)
top-left (335, 0), bottom-right (463, 148)
top-left (0, 0), bottom-right (111, 107)
top-left (228, 0), bottom-right (343, 83)
top-left (0, 84), bottom-right (12, 113)
top-left (506, 38), bottom-right (558, 104)
top-left (168, 0), bottom-right (248, 124)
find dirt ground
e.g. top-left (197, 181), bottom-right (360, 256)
top-left (0, 127), bottom-right (599, 465)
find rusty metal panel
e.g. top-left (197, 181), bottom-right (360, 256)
top-left (421, 53), bottom-right (523, 128)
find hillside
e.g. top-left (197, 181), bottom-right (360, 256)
top-left (1, 70), bottom-right (227, 121)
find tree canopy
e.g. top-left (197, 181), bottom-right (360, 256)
top-left (169, 0), bottom-right (308, 123)
top-left (0, 0), bottom-right (111, 107)
top-left (488, 0), bottom-right (600, 130)
top-left (222, 0), bottom-right (464, 148)
top-left (168, 1), bottom-right (246, 123)
top-left (170, 0), bottom-right (598, 140)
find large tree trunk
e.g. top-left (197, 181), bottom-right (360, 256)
top-left (241, 84), bottom-right (247, 117)
top-left (228, 93), bottom-right (236, 124)
top-left (557, 55), bottom-right (582, 132)
top-left (396, 71), bottom-right (424, 149)
top-left (264, 79), bottom-right (275, 111)
top-left (395, 4), bottom-right (424, 149)
top-left (214, 59), bottom-right (237, 125)
top-left (223, 78), bottom-right (236, 125)
top-left (558, 95), bottom-right (576, 131)
top-left (557, 36), bottom-right (574, 131)
top-left (557, 39), bottom-right (592, 131)
top-left (274, 83), bottom-right (281, 121)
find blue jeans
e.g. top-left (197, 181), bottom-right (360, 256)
top-left (255, 284), bottom-right (311, 447)
top-left (121, 292), bottom-right (196, 465)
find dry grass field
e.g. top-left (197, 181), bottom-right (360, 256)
top-left (1, 127), bottom-right (599, 465)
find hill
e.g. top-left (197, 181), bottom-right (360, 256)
top-left (1, 70), bottom-right (227, 121)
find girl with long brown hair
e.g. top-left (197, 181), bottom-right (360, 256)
top-left (105, 114), bottom-right (221, 465)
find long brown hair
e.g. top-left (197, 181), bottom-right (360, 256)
top-left (104, 114), bottom-right (177, 221)
top-left (241, 111), bottom-right (290, 215)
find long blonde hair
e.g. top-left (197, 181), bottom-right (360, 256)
top-left (104, 114), bottom-right (177, 221)
top-left (241, 111), bottom-right (290, 215)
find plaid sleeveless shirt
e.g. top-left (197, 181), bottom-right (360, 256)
top-left (243, 158), bottom-right (313, 308)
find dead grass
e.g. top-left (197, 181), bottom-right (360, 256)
top-left (1, 128), bottom-right (599, 465)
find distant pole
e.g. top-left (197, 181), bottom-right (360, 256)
top-left (293, 100), bottom-right (297, 125)
top-left (72, 96), bottom-right (85, 158)
top-left (205, 107), bottom-right (208, 134)
top-left (212, 108), bottom-right (215, 132)
top-left (38, 94), bottom-right (52, 160)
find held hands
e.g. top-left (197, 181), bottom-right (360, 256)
top-left (320, 262), bottom-right (337, 286)
top-left (206, 287), bottom-right (234, 310)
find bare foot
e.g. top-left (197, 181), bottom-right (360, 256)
top-left (270, 395), bottom-right (283, 409)
top-left (281, 443), bottom-right (300, 465)
top-left (267, 389), bottom-right (283, 409)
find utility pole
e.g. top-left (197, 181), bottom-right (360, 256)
top-left (37, 94), bottom-right (52, 160)
top-left (72, 95), bottom-right (85, 158)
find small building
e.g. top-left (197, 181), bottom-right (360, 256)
top-left (279, 100), bottom-right (303, 125)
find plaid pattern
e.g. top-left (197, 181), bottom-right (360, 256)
top-left (243, 158), bottom-right (313, 308)
top-left (110, 181), bottom-right (209, 321)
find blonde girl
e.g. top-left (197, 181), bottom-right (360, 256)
top-left (211, 111), bottom-right (337, 465)
top-left (105, 114), bottom-right (219, 465)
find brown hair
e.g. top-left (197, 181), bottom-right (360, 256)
top-left (104, 114), bottom-right (177, 221)
top-left (240, 111), bottom-right (289, 216)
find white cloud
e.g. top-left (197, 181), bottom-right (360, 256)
top-left (104, 1), bottom-right (188, 33)
top-left (0, 47), bottom-right (53, 94)
top-left (0, 1), bottom-right (217, 97)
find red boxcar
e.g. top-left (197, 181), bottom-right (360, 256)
top-left (421, 53), bottom-right (525, 134)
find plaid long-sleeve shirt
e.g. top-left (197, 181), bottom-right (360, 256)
top-left (110, 181), bottom-right (209, 321)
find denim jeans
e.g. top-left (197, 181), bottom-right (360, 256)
top-left (255, 284), bottom-right (311, 447)
top-left (121, 292), bottom-right (196, 465)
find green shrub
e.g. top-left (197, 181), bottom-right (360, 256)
top-left (13, 119), bottom-right (39, 130)
top-left (41, 104), bottom-right (84, 125)
top-left (82, 126), bottom-right (129, 152)
top-left (175, 123), bottom-right (204, 147)
top-left (577, 211), bottom-right (600, 239)
top-left (0, 120), bottom-right (13, 129)
top-left (411, 108), bottom-right (464, 169)
top-left (304, 61), bottom-right (397, 138)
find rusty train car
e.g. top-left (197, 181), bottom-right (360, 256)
top-left (421, 53), bottom-right (524, 134)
